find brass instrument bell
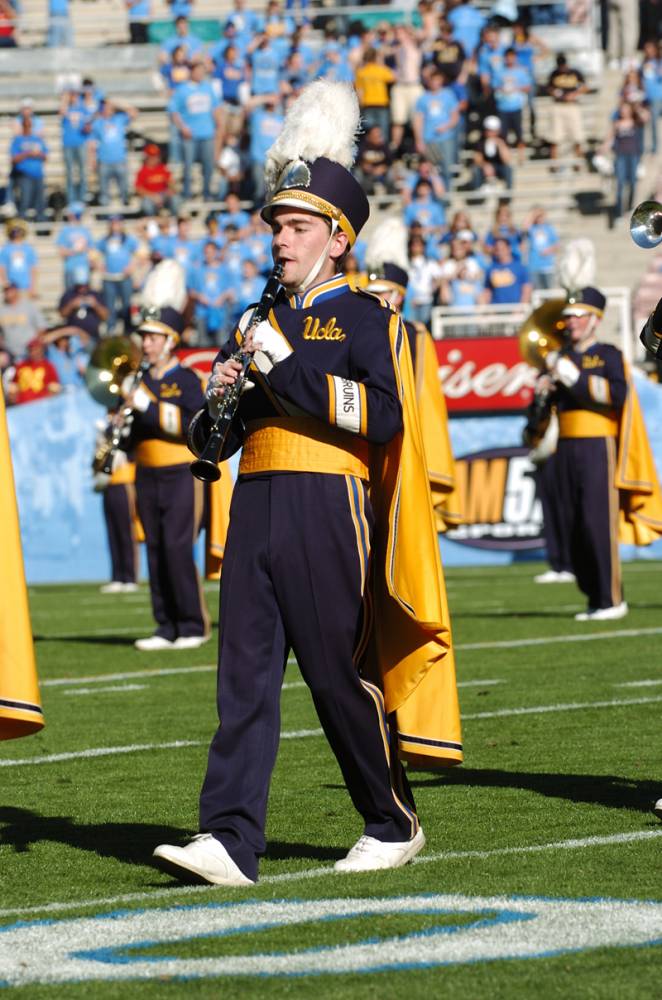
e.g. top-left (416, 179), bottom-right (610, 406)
top-left (518, 298), bottom-right (568, 370)
top-left (85, 336), bottom-right (141, 409)
top-left (630, 200), bottom-right (662, 249)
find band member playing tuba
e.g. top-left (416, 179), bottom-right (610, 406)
top-left (153, 80), bottom-right (462, 887)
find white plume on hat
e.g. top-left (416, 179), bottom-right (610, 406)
top-left (365, 216), bottom-right (409, 273)
top-left (141, 259), bottom-right (187, 314)
top-left (558, 238), bottom-right (596, 293)
top-left (263, 81), bottom-right (361, 200)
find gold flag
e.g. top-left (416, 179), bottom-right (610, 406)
top-left (0, 391), bottom-right (44, 740)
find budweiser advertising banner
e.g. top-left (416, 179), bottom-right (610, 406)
top-left (435, 336), bottom-right (537, 415)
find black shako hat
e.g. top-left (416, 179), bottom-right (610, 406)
top-left (562, 285), bottom-right (606, 318)
top-left (366, 261), bottom-right (409, 296)
top-left (261, 156), bottom-right (369, 246)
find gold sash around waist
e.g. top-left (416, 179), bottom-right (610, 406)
top-left (135, 439), bottom-right (191, 467)
top-left (110, 460), bottom-right (136, 485)
top-left (239, 417), bottom-right (370, 479)
top-left (558, 409), bottom-right (619, 439)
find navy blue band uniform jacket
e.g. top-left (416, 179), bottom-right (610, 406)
top-left (215, 274), bottom-right (463, 766)
top-left (128, 361), bottom-right (205, 467)
top-left (553, 342), bottom-right (662, 546)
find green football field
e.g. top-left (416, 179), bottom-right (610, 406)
top-left (2, 560), bottom-right (661, 998)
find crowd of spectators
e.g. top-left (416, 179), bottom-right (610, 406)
top-left (0, 0), bottom-right (619, 406)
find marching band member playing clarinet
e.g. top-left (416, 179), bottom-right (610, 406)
top-left (123, 261), bottom-right (210, 651)
top-left (153, 81), bottom-right (462, 887)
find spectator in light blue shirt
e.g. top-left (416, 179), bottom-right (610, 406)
top-left (0, 221), bottom-right (38, 294)
top-left (170, 57), bottom-right (223, 200)
top-left (56, 203), bottom-right (94, 289)
top-left (48, 0), bottom-right (73, 47)
top-left (493, 48), bottom-right (531, 158)
top-left (190, 241), bottom-right (235, 344)
top-left (10, 122), bottom-right (48, 222)
top-left (171, 215), bottom-right (199, 274)
top-left (217, 192), bottom-right (250, 234)
top-left (482, 237), bottom-right (531, 305)
top-left (248, 96), bottom-right (284, 201)
top-left (641, 39), bottom-right (662, 154)
top-left (477, 24), bottom-right (505, 96)
top-left (249, 35), bottom-right (282, 97)
top-left (14, 98), bottom-right (45, 138)
top-left (241, 211), bottom-right (272, 275)
top-left (225, 0), bottom-right (262, 52)
top-left (59, 89), bottom-right (91, 204)
top-left (91, 100), bottom-right (138, 206)
top-left (159, 16), bottom-right (203, 64)
top-left (447, 0), bottom-right (485, 57)
top-left (126, 0), bottom-right (151, 45)
top-left (96, 216), bottom-right (139, 332)
top-left (230, 257), bottom-right (264, 326)
top-left (149, 212), bottom-right (177, 260)
top-left (44, 328), bottom-right (88, 389)
top-left (413, 68), bottom-right (459, 190)
top-left (403, 180), bottom-right (446, 236)
top-left (523, 206), bottom-right (559, 290)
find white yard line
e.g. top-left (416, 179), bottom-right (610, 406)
top-left (0, 828), bottom-right (659, 922)
top-left (42, 666), bottom-right (501, 692)
top-left (462, 695), bottom-right (662, 720)
top-left (63, 685), bottom-right (148, 697)
top-left (4, 694), bottom-right (660, 768)
top-left (614, 679), bottom-right (662, 688)
top-left (457, 626), bottom-right (662, 651)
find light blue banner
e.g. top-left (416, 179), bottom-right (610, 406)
top-left (8, 374), bottom-right (662, 582)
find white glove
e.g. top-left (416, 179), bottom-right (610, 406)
top-left (553, 355), bottom-right (580, 387)
top-left (131, 386), bottom-right (151, 412)
top-left (205, 368), bottom-right (255, 419)
top-left (93, 471), bottom-right (111, 493)
top-left (251, 320), bottom-right (292, 367)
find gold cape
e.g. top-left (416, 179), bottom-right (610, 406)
top-left (0, 391), bottom-right (44, 740)
top-left (367, 313), bottom-right (463, 768)
top-left (616, 372), bottom-right (662, 545)
top-left (411, 322), bottom-right (463, 532)
top-left (205, 461), bottom-right (235, 579)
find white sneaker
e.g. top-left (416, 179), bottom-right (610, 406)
top-left (534, 570), bottom-right (576, 584)
top-left (153, 833), bottom-right (254, 886)
top-left (172, 635), bottom-right (210, 650)
top-left (334, 828), bottom-right (425, 873)
top-left (653, 798), bottom-right (662, 819)
top-left (575, 602), bottom-right (628, 622)
top-left (119, 582), bottom-right (138, 593)
top-left (100, 582), bottom-right (125, 594)
top-left (134, 635), bottom-right (175, 651)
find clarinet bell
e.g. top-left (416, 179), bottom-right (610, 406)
top-left (190, 456), bottom-right (222, 482)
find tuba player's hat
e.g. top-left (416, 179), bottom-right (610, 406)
top-left (136, 259), bottom-right (187, 343)
top-left (562, 285), bottom-right (606, 318)
top-left (260, 81), bottom-right (369, 246)
top-left (365, 216), bottom-right (409, 297)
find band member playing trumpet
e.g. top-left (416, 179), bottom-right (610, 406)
top-left (123, 262), bottom-right (210, 651)
top-left (541, 286), bottom-right (662, 620)
top-left (153, 81), bottom-right (462, 887)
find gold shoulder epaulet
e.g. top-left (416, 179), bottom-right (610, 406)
top-left (355, 286), bottom-right (397, 311)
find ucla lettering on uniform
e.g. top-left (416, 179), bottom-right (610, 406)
top-left (302, 316), bottom-right (346, 342)
top-left (160, 383), bottom-right (183, 398)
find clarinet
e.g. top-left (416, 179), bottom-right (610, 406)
top-left (189, 261), bottom-right (284, 483)
top-left (93, 359), bottom-right (151, 476)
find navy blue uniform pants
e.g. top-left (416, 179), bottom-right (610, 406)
top-left (199, 473), bottom-right (419, 881)
top-left (136, 463), bottom-right (208, 640)
top-left (555, 436), bottom-right (622, 609)
top-left (536, 453), bottom-right (573, 574)
top-left (102, 482), bottom-right (139, 584)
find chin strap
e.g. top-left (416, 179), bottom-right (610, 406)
top-left (295, 219), bottom-right (339, 293)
